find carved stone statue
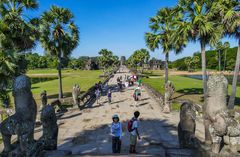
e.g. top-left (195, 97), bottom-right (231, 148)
top-left (51, 99), bottom-right (67, 113)
top-left (163, 81), bottom-right (175, 113)
top-left (0, 75), bottom-right (37, 156)
top-left (72, 84), bottom-right (80, 107)
top-left (206, 75), bottom-right (228, 118)
top-left (39, 105), bottom-right (58, 150)
top-left (40, 90), bottom-right (48, 110)
top-left (207, 75), bottom-right (240, 154)
top-left (178, 102), bottom-right (196, 148)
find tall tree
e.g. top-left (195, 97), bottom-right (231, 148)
top-left (214, 0), bottom-right (240, 109)
top-left (175, 0), bottom-right (223, 142)
top-left (0, 0), bottom-right (39, 52)
top-left (145, 7), bottom-right (186, 111)
top-left (98, 49), bottom-right (115, 71)
top-left (128, 49), bottom-right (150, 72)
top-left (216, 42), bottom-right (224, 71)
top-left (175, 0), bottom-right (223, 143)
top-left (40, 6), bottom-right (79, 99)
top-left (223, 42), bottom-right (230, 71)
top-left (215, 41), bottom-right (231, 71)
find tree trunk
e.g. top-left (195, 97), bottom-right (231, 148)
top-left (228, 39), bottom-right (240, 109)
top-left (223, 50), bottom-right (227, 71)
top-left (219, 50), bottom-right (221, 71)
top-left (165, 53), bottom-right (169, 84)
top-left (163, 52), bottom-right (170, 113)
top-left (58, 56), bottom-right (63, 99)
top-left (201, 41), bottom-right (211, 143)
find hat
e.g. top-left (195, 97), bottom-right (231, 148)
top-left (112, 114), bottom-right (119, 119)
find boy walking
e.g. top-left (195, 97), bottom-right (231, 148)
top-left (111, 114), bottom-right (122, 153)
top-left (128, 111), bottom-right (141, 153)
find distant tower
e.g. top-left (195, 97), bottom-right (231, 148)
top-left (120, 56), bottom-right (126, 66)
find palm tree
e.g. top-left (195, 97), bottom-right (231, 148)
top-left (40, 6), bottom-right (79, 99)
top-left (145, 7), bottom-right (183, 83)
top-left (175, 0), bottom-right (223, 142)
top-left (184, 57), bottom-right (192, 72)
top-left (223, 42), bottom-right (230, 71)
top-left (215, 41), bottom-right (231, 71)
top-left (214, 0), bottom-right (240, 109)
top-left (98, 49), bottom-right (114, 72)
top-left (216, 42), bottom-right (224, 71)
top-left (145, 7), bottom-right (186, 112)
top-left (0, 49), bottom-right (16, 90)
top-left (0, 0), bottom-right (39, 52)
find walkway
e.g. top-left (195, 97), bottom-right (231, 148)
top-left (43, 67), bottom-right (204, 156)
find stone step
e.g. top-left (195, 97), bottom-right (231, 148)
top-left (166, 148), bottom-right (195, 157)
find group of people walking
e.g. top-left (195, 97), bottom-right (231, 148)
top-left (111, 111), bottom-right (141, 154)
top-left (94, 71), bottom-right (143, 154)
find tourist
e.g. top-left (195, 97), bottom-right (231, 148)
top-left (137, 78), bottom-right (142, 86)
top-left (111, 114), bottom-right (122, 154)
top-left (95, 88), bottom-right (101, 104)
top-left (133, 86), bottom-right (141, 101)
top-left (136, 85), bottom-right (142, 100)
top-left (125, 81), bottom-right (129, 88)
top-left (108, 89), bottom-right (112, 103)
top-left (133, 89), bottom-right (138, 101)
top-left (128, 111), bottom-right (141, 154)
top-left (98, 81), bottom-right (103, 94)
top-left (117, 77), bottom-right (122, 90)
top-left (94, 83), bottom-right (99, 90)
top-left (105, 82), bottom-right (109, 92)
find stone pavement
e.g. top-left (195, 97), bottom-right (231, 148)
top-left (40, 66), bottom-right (206, 157)
top-left (0, 67), bottom-right (205, 156)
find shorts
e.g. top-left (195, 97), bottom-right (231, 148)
top-left (130, 134), bottom-right (137, 145)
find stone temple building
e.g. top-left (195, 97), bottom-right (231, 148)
top-left (149, 58), bottom-right (165, 70)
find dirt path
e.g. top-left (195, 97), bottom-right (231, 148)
top-left (42, 67), bottom-right (205, 156)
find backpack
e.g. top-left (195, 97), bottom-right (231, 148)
top-left (127, 119), bottom-right (136, 132)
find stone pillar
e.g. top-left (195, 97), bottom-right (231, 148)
top-left (206, 75), bottom-right (228, 153)
top-left (72, 84), bottom-right (81, 107)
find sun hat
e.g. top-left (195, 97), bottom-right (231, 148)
top-left (112, 114), bottom-right (119, 119)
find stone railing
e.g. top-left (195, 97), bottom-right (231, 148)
top-left (142, 83), bottom-right (164, 107)
top-left (77, 71), bottom-right (115, 109)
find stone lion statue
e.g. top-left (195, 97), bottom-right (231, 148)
top-left (0, 75), bottom-right (37, 156)
top-left (178, 102), bottom-right (196, 148)
top-left (206, 75), bottom-right (240, 154)
top-left (39, 105), bottom-right (58, 150)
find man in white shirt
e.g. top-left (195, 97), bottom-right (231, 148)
top-left (129, 111), bottom-right (141, 153)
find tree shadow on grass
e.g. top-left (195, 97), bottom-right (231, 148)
top-left (173, 88), bottom-right (203, 100)
top-left (31, 86), bottom-right (40, 90)
top-left (47, 91), bottom-right (85, 99)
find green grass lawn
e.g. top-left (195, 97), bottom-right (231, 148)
top-left (142, 75), bottom-right (240, 108)
top-left (9, 69), bottom-right (103, 107)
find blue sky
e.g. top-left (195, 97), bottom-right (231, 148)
top-left (31, 0), bottom-right (238, 61)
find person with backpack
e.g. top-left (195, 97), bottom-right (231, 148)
top-left (133, 89), bottom-right (138, 101)
top-left (128, 111), bottom-right (141, 153)
top-left (133, 86), bottom-right (141, 101)
top-left (111, 114), bottom-right (123, 153)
